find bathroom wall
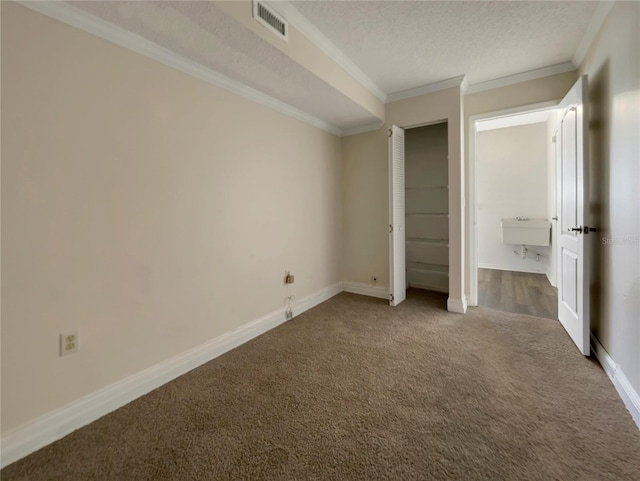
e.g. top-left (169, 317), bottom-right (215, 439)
top-left (476, 122), bottom-right (549, 273)
top-left (405, 123), bottom-right (449, 292)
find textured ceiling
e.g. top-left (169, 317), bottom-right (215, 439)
top-left (290, 0), bottom-right (598, 94)
top-left (68, 1), bottom-right (380, 131)
top-left (59, 1), bottom-right (602, 134)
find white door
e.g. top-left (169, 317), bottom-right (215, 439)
top-left (557, 75), bottom-right (591, 355)
top-left (389, 125), bottom-right (406, 306)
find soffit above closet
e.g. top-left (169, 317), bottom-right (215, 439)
top-left (50, 1), bottom-right (604, 135)
top-left (67, 1), bottom-right (381, 133)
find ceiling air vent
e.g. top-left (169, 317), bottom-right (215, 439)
top-left (253, 1), bottom-right (288, 42)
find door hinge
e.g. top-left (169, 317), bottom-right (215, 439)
top-left (388, 128), bottom-right (392, 138)
top-left (389, 224), bottom-right (393, 233)
top-left (390, 293), bottom-right (394, 302)
top-left (552, 134), bottom-right (557, 143)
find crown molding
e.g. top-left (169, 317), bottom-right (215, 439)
top-left (16, 0), bottom-right (343, 136)
top-left (465, 62), bottom-right (576, 95)
top-left (460, 76), bottom-right (469, 94)
top-left (387, 75), bottom-right (467, 103)
top-left (572, 1), bottom-right (616, 67)
top-left (267, 1), bottom-right (387, 103)
top-left (341, 121), bottom-right (385, 137)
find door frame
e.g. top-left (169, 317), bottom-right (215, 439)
top-left (388, 119), bottom-right (448, 306)
top-left (468, 100), bottom-right (560, 306)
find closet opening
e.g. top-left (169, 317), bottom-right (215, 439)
top-left (404, 122), bottom-right (449, 299)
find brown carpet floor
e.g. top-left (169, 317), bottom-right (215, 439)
top-left (3, 290), bottom-right (640, 480)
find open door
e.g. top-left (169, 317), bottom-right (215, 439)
top-left (389, 125), bottom-right (406, 306)
top-left (557, 75), bottom-right (591, 355)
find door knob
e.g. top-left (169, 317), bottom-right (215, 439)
top-left (568, 226), bottom-right (598, 234)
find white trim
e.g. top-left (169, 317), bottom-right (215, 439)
top-left (0, 282), bottom-right (343, 468)
top-left (342, 281), bottom-right (389, 300)
top-left (573, 1), bottom-right (615, 67)
top-left (590, 334), bottom-right (640, 430)
top-left (16, 1), bottom-right (343, 137)
top-left (476, 110), bottom-right (551, 132)
top-left (545, 271), bottom-right (554, 288)
top-left (477, 263), bottom-right (547, 275)
top-left (385, 61), bottom-right (575, 103)
top-left (292, 282), bottom-right (344, 316)
top-left (266, 1), bottom-right (387, 103)
top-left (468, 100), bottom-right (560, 307)
top-left (460, 76), bottom-right (469, 94)
top-left (465, 62), bottom-right (576, 95)
top-left (387, 75), bottom-right (466, 103)
top-left (447, 296), bottom-right (468, 313)
top-left (341, 121), bottom-right (385, 137)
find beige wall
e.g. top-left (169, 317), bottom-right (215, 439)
top-left (579, 1), bottom-right (640, 396)
top-left (341, 87), bottom-right (465, 308)
top-left (341, 131), bottom-right (389, 286)
top-left (1, 3), bottom-right (343, 433)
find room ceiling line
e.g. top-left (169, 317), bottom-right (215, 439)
top-left (270, 0), bottom-right (608, 102)
top-left (267, 0), bottom-right (388, 103)
top-left (286, 0), bottom-right (610, 101)
top-left (18, 1), bottom-right (613, 137)
top-left (16, 0), bottom-right (346, 136)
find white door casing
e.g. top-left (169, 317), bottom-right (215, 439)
top-left (557, 75), bottom-right (590, 355)
top-left (389, 125), bottom-right (406, 306)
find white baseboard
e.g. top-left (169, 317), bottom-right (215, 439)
top-left (342, 281), bottom-right (389, 300)
top-left (545, 271), bottom-right (557, 288)
top-left (590, 334), bottom-right (640, 430)
top-left (478, 263), bottom-right (546, 275)
top-left (0, 282), bottom-right (343, 468)
top-left (447, 296), bottom-right (468, 313)
top-left (294, 282), bottom-right (344, 316)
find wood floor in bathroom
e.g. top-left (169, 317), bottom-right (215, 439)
top-left (477, 268), bottom-right (558, 320)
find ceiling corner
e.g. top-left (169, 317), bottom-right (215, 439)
top-left (460, 76), bottom-right (469, 94)
top-left (572, 1), bottom-right (615, 68)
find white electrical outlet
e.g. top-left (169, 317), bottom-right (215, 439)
top-left (60, 331), bottom-right (79, 356)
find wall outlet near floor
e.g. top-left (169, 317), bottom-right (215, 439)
top-left (60, 331), bottom-right (79, 356)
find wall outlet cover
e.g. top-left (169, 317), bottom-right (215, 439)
top-left (60, 331), bottom-right (79, 356)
